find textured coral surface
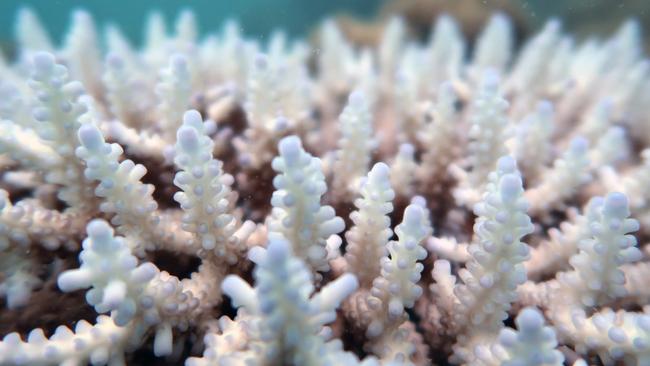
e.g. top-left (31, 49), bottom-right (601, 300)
top-left (1, 7), bottom-right (650, 366)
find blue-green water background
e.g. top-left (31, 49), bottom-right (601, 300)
top-left (0, 0), bottom-right (383, 46)
top-left (0, 1), bottom-right (647, 48)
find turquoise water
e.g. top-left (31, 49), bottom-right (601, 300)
top-left (0, 0), bottom-right (650, 55)
top-left (0, 1), bottom-right (647, 51)
top-left (0, 0), bottom-right (382, 46)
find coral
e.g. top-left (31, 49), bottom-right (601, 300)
top-left (344, 162), bottom-right (395, 287)
top-left (452, 72), bottom-right (510, 206)
top-left (472, 13), bottom-right (513, 75)
top-left (331, 91), bottom-right (376, 200)
top-left (156, 55), bottom-right (193, 142)
top-left (474, 307), bottom-right (565, 366)
top-left (367, 203), bottom-right (430, 335)
top-left (510, 100), bottom-right (554, 183)
top-left (0, 7), bottom-right (649, 366)
top-left (191, 237), bottom-right (367, 365)
top-left (268, 135), bottom-right (344, 276)
top-left (525, 137), bottom-right (591, 215)
top-left (173, 110), bottom-right (244, 262)
top-left (446, 156), bottom-right (534, 362)
top-left (75, 123), bottom-right (161, 254)
top-left (57, 220), bottom-right (157, 327)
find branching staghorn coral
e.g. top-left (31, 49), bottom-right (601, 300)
top-left (331, 90), bottom-right (376, 201)
top-left (510, 100), bottom-right (555, 184)
top-left (366, 204), bottom-right (431, 358)
top-left (433, 156), bottom-right (534, 363)
top-left (525, 136), bottom-right (591, 215)
top-left (57, 220), bottom-right (158, 328)
top-left (415, 82), bottom-right (459, 207)
top-left (343, 201), bottom-right (431, 364)
top-left (525, 206), bottom-right (590, 280)
top-left (173, 109), bottom-right (246, 263)
top-left (519, 193), bottom-right (646, 365)
top-left (471, 12), bottom-right (513, 77)
top-left (426, 15), bottom-right (465, 88)
top-left (192, 236), bottom-right (369, 365)
top-left (1, 7), bottom-right (650, 366)
top-left (63, 10), bottom-right (103, 100)
top-left (76, 123), bottom-right (162, 254)
top-left (28, 52), bottom-right (98, 216)
top-left (452, 71), bottom-right (510, 206)
top-left (268, 135), bottom-right (344, 277)
top-left (558, 192), bottom-right (641, 307)
top-left (344, 162), bottom-right (394, 288)
top-left (473, 306), bottom-right (565, 366)
top-left (157, 55), bottom-right (193, 142)
top-left (389, 144), bottom-right (417, 199)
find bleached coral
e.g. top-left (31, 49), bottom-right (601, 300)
top-left (57, 219), bottom-right (157, 326)
top-left (344, 162), bottom-right (395, 287)
top-left (63, 10), bottom-right (103, 99)
top-left (1, 7), bottom-right (650, 366)
top-left (558, 192), bottom-right (641, 307)
top-left (449, 156), bottom-right (534, 362)
top-left (331, 91), bottom-right (376, 200)
top-left (268, 135), bottom-right (344, 275)
top-left (0, 315), bottom-right (134, 366)
top-left (344, 202), bottom-right (431, 363)
top-left (173, 109), bottom-right (244, 262)
top-left (526, 136), bottom-right (591, 214)
top-left (28, 52), bottom-right (98, 215)
top-left (156, 55), bottom-right (193, 141)
top-left (0, 190), bottom-right (42, 309)
top-left (390, 144), bottom-right (417, 198)
top-left (511, 100), bottom-right (555, 183)
top-left (15, 7), bottom-right (53, 59)
top-left (472, 12), bottom-right (513, 75)
top-left (426, 15), bottom-right (465, 87)
top-left (76, 123), bottom-right (160, 254)
top-left (506, 18), bottom-right (562, 115)
top-left (379, 17), bottom-right (406, 93)
top-left (195, 237), bottom-right (366, 365)
top-left (525, 206), bottom-right (590, 280)
top-left (474, 307), bottom-right (565, 366)
top-left (416, 82), bottom-right (459, 199)
top-left (367, 204), bottom-right (431, 336)
top-left (453, 72), bottom-right (510, 206)
top-left (103, 53), bottom-right (149, 130)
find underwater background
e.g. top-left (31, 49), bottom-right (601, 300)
top-left (0, 0), bottom-right (648, 51)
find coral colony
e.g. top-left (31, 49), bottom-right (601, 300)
top-left (2, 6), bottom-right (650, 366)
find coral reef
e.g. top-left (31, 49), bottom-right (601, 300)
top-left (0, 7), bottom-right (650, 366)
